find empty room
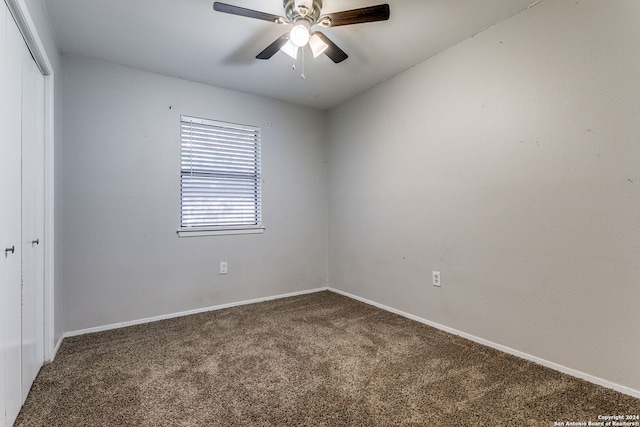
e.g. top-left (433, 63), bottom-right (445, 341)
top-left (1, 0), bottom-right (639, 425)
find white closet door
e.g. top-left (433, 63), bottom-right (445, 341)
top-left (0, 6), bottom-right (8, 427)
top-left (1, 7), bottom-right (25, 427)
top-left (21, 39), bottom-right (45, 403)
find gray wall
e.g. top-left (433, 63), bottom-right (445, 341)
top-left (61, 56), bottom-right (328, 332)
top-left (327, 0), bottom-right (640, 392)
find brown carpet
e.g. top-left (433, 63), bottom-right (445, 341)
top-left (16, 291), bottom-right (639, 426)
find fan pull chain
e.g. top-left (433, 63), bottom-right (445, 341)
top-left (301, 47), bottom-right (306, 80)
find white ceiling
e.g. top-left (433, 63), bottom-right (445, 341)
top-left (44, 0), bottom-right (538, 110)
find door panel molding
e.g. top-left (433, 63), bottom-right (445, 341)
top-left (2, 8), bottom-right (25, 426)
top-left (1, 6), bottom-right (8, 427)
top-left (21, 39), bottom-right (46, 403)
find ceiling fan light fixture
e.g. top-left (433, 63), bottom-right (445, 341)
top-left (280, 39), bottom-right (299, 59)
top-left (309, 33), bottom-right (328, 58)
top-left (213, 1), bottom-right (390, 65)
top-left (290, 21), bottom-right (311, 47)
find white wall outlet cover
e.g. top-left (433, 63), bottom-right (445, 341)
top-left (432, 271), bottom-right (441, 287)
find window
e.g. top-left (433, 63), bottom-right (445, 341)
top-left (179, 115), bottom-right (263, 236)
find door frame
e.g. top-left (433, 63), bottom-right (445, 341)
top-left (5, 0), bottom-right (57, 361)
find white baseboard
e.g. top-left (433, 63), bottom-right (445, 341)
top-left (63, 287), bottom-right (329, 339)
top-left (52, 335), bottom-right (63, 359)
top-left (328, 287), bottom-right (640, 399)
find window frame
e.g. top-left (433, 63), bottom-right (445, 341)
top-left (177, 115), bottom-right (264, 238)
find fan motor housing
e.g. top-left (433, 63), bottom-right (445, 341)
top-left (284, 0), bottom-right (322, 23)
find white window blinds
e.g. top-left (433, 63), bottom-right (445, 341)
top-left (180, 115), bottom-right (262, 231)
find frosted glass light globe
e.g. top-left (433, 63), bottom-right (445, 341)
top-left (290, 23), bottom-right (310, 47)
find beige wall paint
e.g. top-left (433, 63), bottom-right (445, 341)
top-left (61, 56), bottom-right (328, 332)
top-left (328, 0), bottom-right (640, 392)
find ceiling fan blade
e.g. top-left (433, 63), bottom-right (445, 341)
top-left (213, 2), bottom-right (286, 24)
top-left (314, 32), bottom-right (348, 64)
top-left (319, 4), bottom-right (390, 27)
top-left (256, 33), bottom-right (290, 60)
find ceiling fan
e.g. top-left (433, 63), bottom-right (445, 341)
top-left (213, 0), bottom-right (390, 64)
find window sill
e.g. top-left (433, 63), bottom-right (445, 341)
top-left (177, 227), bottom-right (265, 238)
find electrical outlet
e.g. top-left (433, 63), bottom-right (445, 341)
top-left (432, 271), bottom-right (441, 287)
top-left (220, 262), bottom-right (228, 275)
